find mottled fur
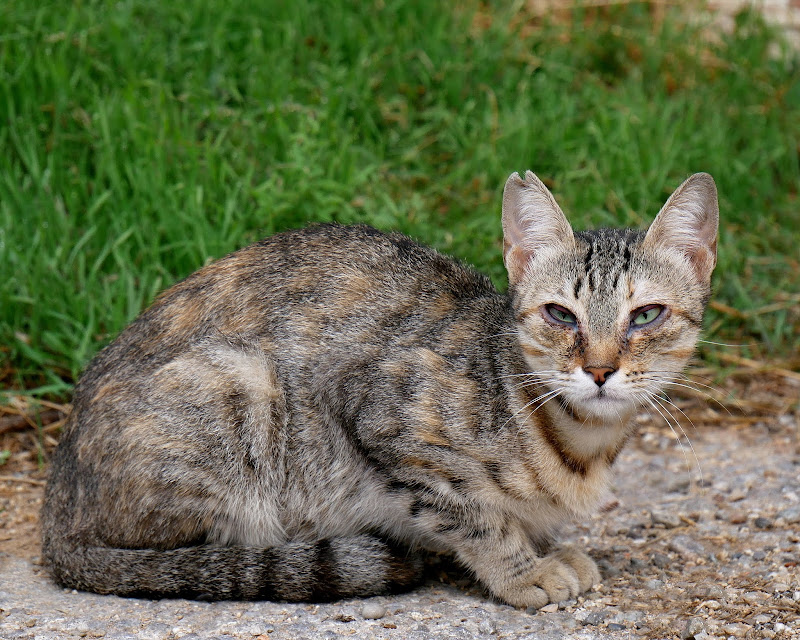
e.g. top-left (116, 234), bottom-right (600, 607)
top-left (42, 171), bottom-right (719, 607)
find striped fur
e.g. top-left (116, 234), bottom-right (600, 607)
top-left (42, 171), bottom-right (718, 607)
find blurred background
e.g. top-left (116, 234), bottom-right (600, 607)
top-left (1, 0), bottom-right (798, 405)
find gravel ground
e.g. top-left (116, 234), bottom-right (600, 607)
top-left (1, 376), bottom-right (799, 639)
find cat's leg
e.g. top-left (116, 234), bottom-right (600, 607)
top-left (455, 525), bottom-right (601, 608)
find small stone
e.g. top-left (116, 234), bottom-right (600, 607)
top-left (607, 622), bottom-right (626, 630)
top-left (754, 517), bottom-right (773, 529)
top-left (612, 611), bottom-right (644, 624)
top-left (360, 603), bottom-right (386, 620)
top-left (582, 611), bottom-right (607, 626)
top-left (753, 550), bottom-right (767, 561)
top-left (777, 506), bottom-right (800, 524)
top-left (668, 535), bottom-right (706, 556)
top-left (774, 622), bottom-right (788, 632)
top-left (667, 475), bottom-right (691, 494)
top-left (477, 619), bottom-right (497, 634)
top-left (334, 612), bottom-right (356, 623)
top-left (729, 512), bottom-right (747, 524)
top-left (651, 509), bottom-right (681, 529)
top-left (651, 552), bottom-right (671, 568)
top-left (729, 488), bottom-right (747, 502)
top-left (644, 579), bottom-right (665, 589)
top-left (722, 622), bottom-right (751, 637)
top-left (742, 591), bottom-right (769, 604)
top-left (770, 582), bottom-right (789, 592)
top-left (692, 584), bottom-right (725, 600)
top-left (540, 603), bottom-right (558, 613)
top-left (681, 617), bottom-right (706, 639)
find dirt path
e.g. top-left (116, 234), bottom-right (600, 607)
top-left (1, 376), bottom-right (798, 639)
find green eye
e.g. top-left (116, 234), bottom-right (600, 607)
top-left (546, 304), bottom-right (577, 326)
top-left (632, 305), bottom-right (664, 327)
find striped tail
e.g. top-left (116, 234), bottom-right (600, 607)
top-left (44, 535), bottom-right (424, 601)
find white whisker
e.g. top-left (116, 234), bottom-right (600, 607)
top-left (651, 393), bottom-right (704, 487)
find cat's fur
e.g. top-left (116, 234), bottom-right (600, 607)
top-left (41, 171), bottom-right (719, 607)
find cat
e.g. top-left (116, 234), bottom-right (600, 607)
top-left (41, 170), bottom-right (718, 608)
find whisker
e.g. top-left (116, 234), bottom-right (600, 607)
top-left (652, 394), bottom-right (704, 487)
top-left (641, 394), bottom-right (695, 483)
top-left (495, 387), bottom-right (563, 445)
top-left (696, 339), bottom-right (746, 348)
top-left (514, 391), bottom-right (564, 441)
top-left (646, 372), bottom-right (736, 416)
top-left (497, 370), bottom-right (563, 381)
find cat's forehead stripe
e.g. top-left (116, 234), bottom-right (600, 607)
top-left (574, 229), bottom-right (643, 298)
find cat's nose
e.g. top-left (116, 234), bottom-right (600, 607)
top-left (584, 366), bottom-right (616, 387)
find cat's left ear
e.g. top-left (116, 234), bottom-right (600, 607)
top-left (643, 173), bottom-right (719, 283)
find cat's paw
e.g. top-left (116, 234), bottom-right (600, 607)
top-left (495, 547), bottom-right (600, 609)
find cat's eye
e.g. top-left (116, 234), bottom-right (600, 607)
top-left (631, 304), bottom-right (664, 327)
top-left (545, 304), bottom-right (577, 326)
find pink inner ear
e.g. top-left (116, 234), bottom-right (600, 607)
top-left (644, 173), bottom-right (719, 282)
top-left (501, 172), bottom-right (575, 285)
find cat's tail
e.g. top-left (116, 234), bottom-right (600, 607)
top-left (43, 535), bottom-right (425, 601)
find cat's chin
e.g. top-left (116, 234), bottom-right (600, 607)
top-left (572, 394), bottom-right (636, 422)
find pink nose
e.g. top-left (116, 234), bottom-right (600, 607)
top-left (584, 366), bottom-right (616, 387)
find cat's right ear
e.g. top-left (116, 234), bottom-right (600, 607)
top-left (502, 171), bottom-right (576, 285)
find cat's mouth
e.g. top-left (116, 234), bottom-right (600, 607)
top-left (572, 389), bottom-right (635, 419)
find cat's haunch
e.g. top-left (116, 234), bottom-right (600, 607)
top-left (42, 171), bottom-right (718, 607)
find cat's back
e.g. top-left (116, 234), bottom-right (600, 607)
top-left (77, 224), bottom-right (499, 393)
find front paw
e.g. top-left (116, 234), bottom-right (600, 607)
top-left (495, 547), bottom-right (601, 609)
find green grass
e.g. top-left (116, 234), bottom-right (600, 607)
top-left (1, 1), bottom-right (798, 396)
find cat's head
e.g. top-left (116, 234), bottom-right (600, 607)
top-left (502, 171), bottom-right (719, 422)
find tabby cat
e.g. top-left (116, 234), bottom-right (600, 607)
top-left (42, 171), bottom-right (718, 608)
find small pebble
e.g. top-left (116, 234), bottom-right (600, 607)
top-left (729, 512), bottom-right (747, 524)
top-left (582, 611), bottom-right (607, 626)
top-left (692, 584), bottom-right (725, 600)
top-left (540, 603), bottom-right (558, 613)
top-left (668, 535), bottom-right (706, 556)
top-left (742, 591), bottom-right (769, 604)
top-left (651, 509), bottom-right (681, 529)
top-left (752, 550), bottom-right (767, 561)
top-left (729, 488), bottom-right (747, 502)
top-left (777, 506), bottom-right (800, 524)
top-left (477, 619), bottom-right (497, 634)
top-left (644, 579), bottom-right (664, 590)
top-left (666, 475), bottom-right (691, 494)
top-left (753, 517), bottom-right (772, 529)
top-left (681, 617), bottom-right (705, 639)
top-left (360, 603), bottom-right (386, 620)
top-left (651, 552), bottom-right (671, 568)
top-left (607, 622), bottom-right (626, 631)
top-left (722, 622), bottom-right (751, 637)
